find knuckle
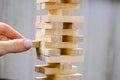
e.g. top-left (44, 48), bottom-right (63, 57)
top-left (0, 23), bottom-right (8, 35)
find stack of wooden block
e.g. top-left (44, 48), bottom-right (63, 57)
top-left (33, 0), bottom-right (84, 80)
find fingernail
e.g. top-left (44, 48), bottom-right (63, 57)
top-left (24, 39), bottom-right (32, 49)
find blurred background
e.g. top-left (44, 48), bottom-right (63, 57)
top-left (0, 0), bottom-right (120, 80)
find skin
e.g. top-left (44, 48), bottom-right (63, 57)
top-left (0, 22), bottom-right (31, 56)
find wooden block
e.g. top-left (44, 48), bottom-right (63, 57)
top-left (39, 55), bottom-right (84, 63)
top-left (48, 9), bottom-right (62, 15)
top-left (48, 9), bottom-right (74, 16)
top-left (36, 29), bottom-right (79, 36)
top-left (37, 2), bottom-right (80, 10)
top-left (35, 22), bottom-right (84, 30)
top-left (40, 48), bottom-right (61, 56)
top-left (59, 9), bottom-right (74, 16)
top-left (35, 65), bottom-right (78, 75)
top-left (32, 40), bottom-right (41, 48)
top-left (60, 0), bottom-right (83, 3)
top-left (35, 22), bottom-right (63, 29)
top-left (62, 35), bottom-right (84, 43)
top-left (48, 63), bottom-right (72, 69)
top-left (47, 73), bottom-right (83, 80)
top-left (72, 48), bottom-right (84, 56)
top-left (73, 22), bottom-right (84, 30)
top-left (37, 15), bottom-right (84, 23)
top-left (48, 63), bottom-right (60, 68)
top-left (36, 35), bottom-right (62, 42)
top-left (60, 74), bottom-right (83, 80)
top-left (61, 48), bottom-right (84, 56)
top-left (48, 9), bottom-right (60, 15)
top-left (63, 23), bottom-right (84, 30)
top-left (39, 47), bottom-right (83, 57)
top-left (36, 0), bottom-right (83, 3)
top-left (60, 62), bottom-right (72, 69)
top-left (36, 0), bottom-right (56, 3)
top-left (41, 42), bottom-right (78, 48)
top-left (35, 77), bottom-right (51, 80)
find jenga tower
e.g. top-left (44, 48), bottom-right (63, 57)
top-left (33, 0), bottom-right (84, 80)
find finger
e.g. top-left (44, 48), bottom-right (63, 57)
top-left (0, 23), bottom-right (24, 39)
top-left (0, 39), bottom-right (32, 56)
top-left (0, 35), bottom-right (9, 41)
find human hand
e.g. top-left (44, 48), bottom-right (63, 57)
top-left (0, 22), bottom-right (32, 56)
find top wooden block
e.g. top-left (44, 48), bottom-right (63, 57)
top-left (36, 0), bottom-right (83, 4)
top-left (37, 2), bottom-right (80, 10)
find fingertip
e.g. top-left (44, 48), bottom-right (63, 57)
top-left (24, 39), bottom-right (32, 49)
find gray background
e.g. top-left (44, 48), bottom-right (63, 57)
top-left (0, 0), bottom-right (120, 80)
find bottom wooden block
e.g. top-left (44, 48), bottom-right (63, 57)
top-left (36, 74), bottom-right (83, 80)
top-left (49, 74), bottom-right (83, 80)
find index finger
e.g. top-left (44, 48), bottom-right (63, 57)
top-left (0, 23), bottom-right (25, 39)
